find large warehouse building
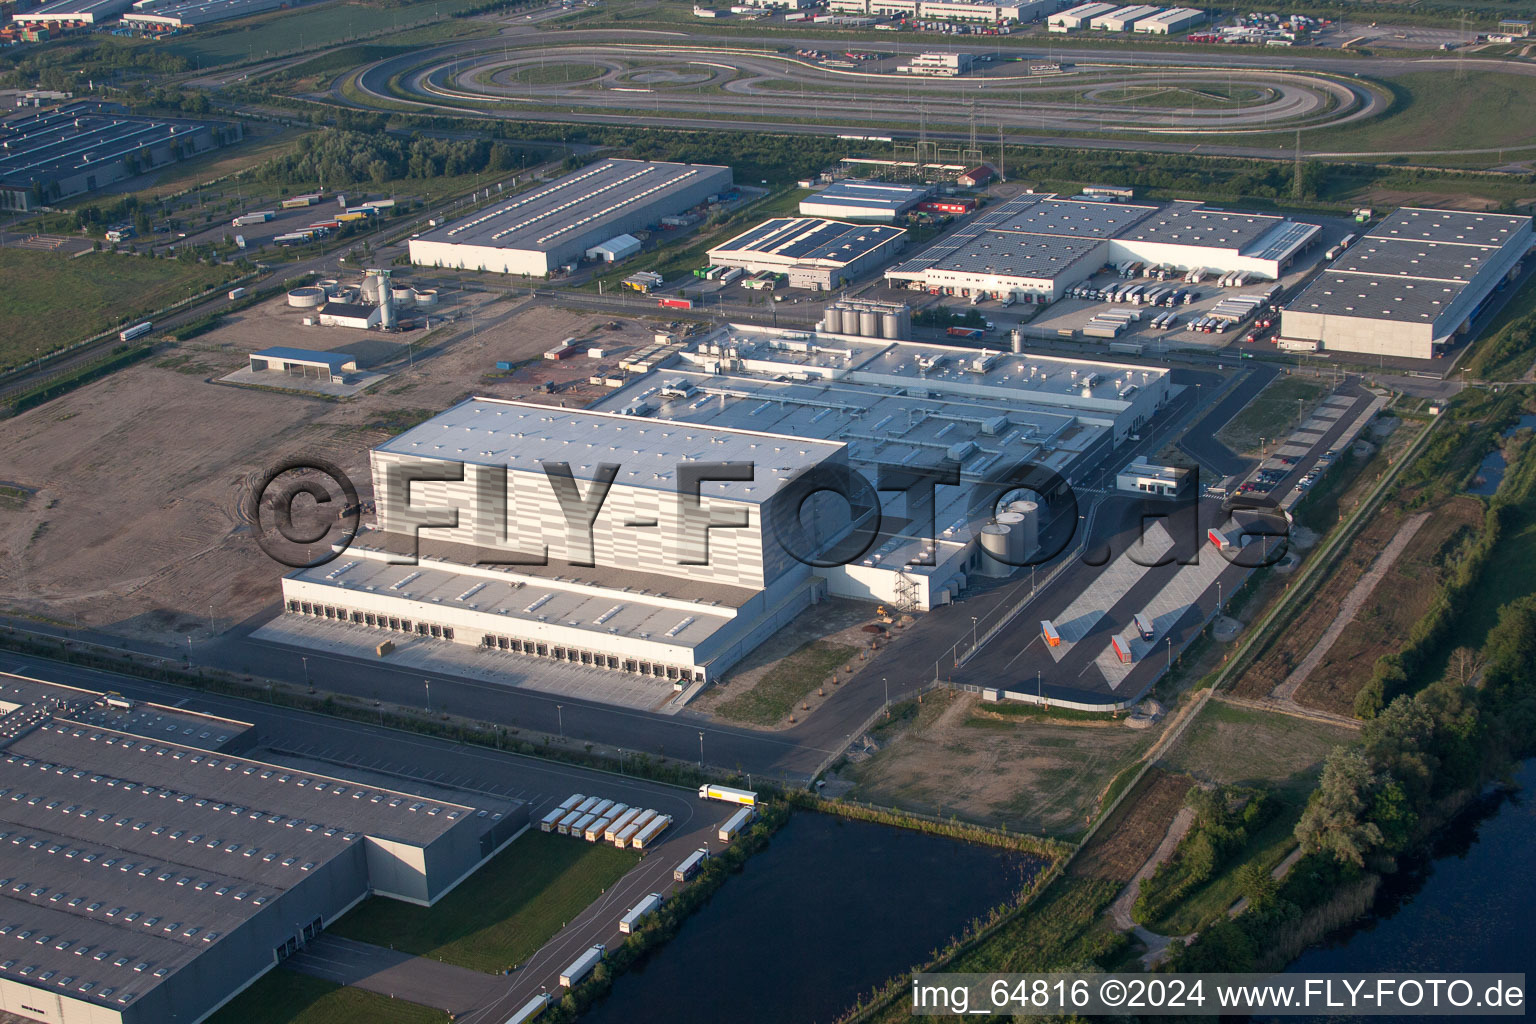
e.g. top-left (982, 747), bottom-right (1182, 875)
top-left (706, 217), bottom-right (907, 289)
top-left (121, 0), bottom-right (287, 30)
top-left (886, 193), bottom-right (1319, 302)
top-left (9, 0), bottom-right (133, 25)
top-left (279, 322), bottom-right (1171, 663)
top-left (0, 103), bottom-right (242, 211)
top-left (1279, 208), bottom-right (1533, 360)
top-left (408, 159), bottom-right (732, 277)
top-left (798, 180), bottom-right (931, 223)
top-left (0, 675), bottom-right (524, 1024)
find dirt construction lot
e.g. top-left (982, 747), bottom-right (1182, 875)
top-left (1071, 768), bottom-right (1194, 884)
top-left (0, 288), bottom-right (673, 645)
top-left (836, 692), bottom-right (1158, 838)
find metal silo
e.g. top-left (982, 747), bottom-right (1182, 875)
top-left (1008, 500), bottom-right (1040, 560)
top-left (859, 309), bottom-right (878, 337)
top-left (996, 511), bottom-right (1027, 565)
top-left (1011, 329), bottom-right (1024, 353)
top-left (978, 523), bottom-right (1012, 578)
top-left (823, 307), bottom-right (844, 334)
top-left (881, 310), bottom-right (901, 339)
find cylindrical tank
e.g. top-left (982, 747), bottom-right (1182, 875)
top-left (1011, 329), bottom-right (1024, 353)
top-left (858, 309), bottom-right (877, 337)
top-left (898, 306), bottom-right (912, 339)
top-left (412, 288), bottom-right (438, 306)
top-left (318, 278), bottom-right (340, 297)
top-left (1008, 500), bottom-right (1041, 560)
top-left (996, 511), bottom-right (1027, 565)
top-left (881, 311), bottom-right (900, 339)
top-left (287, 287), bottom-right (324, 308)
top-left (822, 307), bottom-right (843, 334)
top-left (978, 523), bottom-right (1012, 578)
top-left (391, 286), bottom-right (413, 305)
top-left (358, 276), bottom-right (380, 303)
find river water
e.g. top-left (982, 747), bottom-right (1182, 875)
top-left (1283, 759), bottom-right (1536, 1014)
top-left (582, 812), bottom-right (1047, 1024)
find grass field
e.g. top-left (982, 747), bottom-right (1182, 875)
top-left (714, 639), bottom-right (857, 725)
top-left (514, 61), bottom-right (608, 84)
top-left (0, 250), bottom-right (237, 372)
top-left (1161, 701), bottom-right (1356, 797)
top-left (1216, 374), bottom-right (1330, 455)
top-left (1071, 767), bottom-right (1193, 882)
top-left (1294, 71), bottom-right (1536, 158)
top-left (328, 831), bottom-right (638, 973)
top-left (162, 0), bottom-right (488, 65)
top-left (206, 969), bottom-right (447, 1024)
top-left (1145, 801), bottom-right (1304, 935)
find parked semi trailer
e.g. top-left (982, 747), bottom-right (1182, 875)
top-left (619, 893), bottom-right (664, 934)
top-left (1111, 634), bottom-right (1134, 664)
top-left (717, 806), bottom-right (755, 843)
top-left (1133, 612), bottom-right (1155, 641)
top-left (539, 807), bottom-right (567, 832)
top-left (505, 992), bottom-right (553, 1023)
top-left (698, 784), bottom-right (757, 806)
top-left (604, 808), bottom-right (641, 841)
top-left (658, 297), bottom-right (694, 309)
top-left (633, 814), bottom-right (672, 849)
top-left (560, 945), bottom-right (605, 988)
top-left (673, 847), bottom-right (709, 882)
top-left (946, 326), bottom-right (984, 340)
top-left (1041, 620), bottom-right (1061, 647)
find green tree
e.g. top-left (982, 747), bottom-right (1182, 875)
top-left (1295, 747), bottom-right (1384, 867)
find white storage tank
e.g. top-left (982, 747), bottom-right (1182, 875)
top-left (996, 510), bottom-right (1027, 565)
top-left (1011, 329), bottom-right (1024, 353)
top-left (286, 287), bottom-right (325, 308)
top-left (318, 278), bottom-right (340, 296)
top-left (391, 285), bottom-right (414, 305)
top-left (412, 288), bottom-right (439, 306)
top-left (1008, 500), bottom-right (1041, 560)
top-left (977, 522), bottom-right (1012, 578)
top-left (822, 307), bottom-right (844, 334)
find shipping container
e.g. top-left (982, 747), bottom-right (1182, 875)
top-left (559, 945), bottom-right (605, 988)
top-left (634, 814), bottom-right (672, 849)
top-left (1132, 612), bottom-right (1154, 641)
top-left (657, 297), bottom-right (694, 309)
top-left (586, 798), bottom-right (615, 820)
top-left (539, 807), bottom-right (566, 832)
top-left (1041, 620), bottom-right (1060, 647)
top-left (619, 893), bottom-right (664, 934)
top-left (227, 287), bottom-right (248, 301)
top-left (573, 796), bottom-right (600, 815)
top-left (946, 326), bottom-right (984, 339)
top-left (698, 784), bottom-right (757, 806)
top-left (1111, 634), bottom-right (1134, 664)
top-left (672, 847), bottom-right (709, 882)
top-left (584, 817), bottom-right (614, 842)
top-left (570, 813), bottom-right (598, 837)
top-left (613, 821), bottom-right (643, 848)
top-left (119, 322), bottom-right (153, 343)
top-left (505, 992), bottom-right (552, 1023)
top-left (558, 794), bottom-right (586, 812)
top-left (717, 806), bottom-right (755, 843)
top-left (556, 809), bottom-right (584, 835)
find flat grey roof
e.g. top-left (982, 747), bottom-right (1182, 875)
top-left (990, 197), bottom-right (1159, 239)
top-left (289, 554), bottom-right (735, 648)
top-left (253, 347), bottom-right (354, 371)
top-left (801, 180), bottom-right (930, 215)
top-left (1329, 239), bottom-right (1500, 283)
top-left (1367, 207), bottom-right (1531, 248)
top-left (0, 720), bottom-right (482, 1013)
top-left (11, 0), bottom-right (131, 16)
top-left (0, 104), bottom-right (222, 190)
top-left (1115, 202), bottom-right (1282, 251)
top-left (122, 0), bottom-right (281, 24)
top-left (709, 217), bottom-right (905, 266)
top-left (890, 230), bottom-right (1104, 280)
top-left (1285, 271), bottom-right (1463, 323)
top-left (374, 397), bottom-right (846, 504)
top-left (417, 159), bottom-right (729, 252)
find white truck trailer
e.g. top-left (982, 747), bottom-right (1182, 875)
top-left (698, 784), bottom-right (757, 806)
top-left (560, 945), bottom-right (605, 988)
top-left (633, 814), bottom-right (672, 849)
top-left (717, 806), bottom-right (755, 843)
top-left (673, 847), bottom-right (709, 882)
top-left (619, 893), bottom-right (664, 934)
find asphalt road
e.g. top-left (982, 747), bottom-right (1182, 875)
top-left (1178, 362), bottom-right (1279, 477)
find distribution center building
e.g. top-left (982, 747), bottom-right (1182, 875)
top-left (1048, 1), bottom-right (1117, 28)
top-left (1280, 208), bottom-right (1533, 359)
top-left (1133, 7), bottom-right (1204, 32)
top-left (798, 180), bottom-right (932, 223)
top-left (706, 217), bottom-right (907, 289)
top-left (886, 193), bottom-right (1318, 302)
top-left (407, 159), bottom-right (731, 277)
top-left (9, 0), bottom-right (133, 24)
top-left (120, 0), bottom-right (287, 30)
top-left (0, 675), bottom-right (524, 1024)
top-left (0, 103), bottom-right (242, 212)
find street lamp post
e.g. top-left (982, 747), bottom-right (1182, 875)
top-left (970, 616), bottom-right (978, 649)
top-left (301, 656), bottom-right (309, 686)
top-left (424, 679), bottom-right (431, 712)
top-left (556, 704), bottom-right (564, 740)
top-left (883, 676), bottom-right (889, 719)
top-left (698, 730), bottom-right (704, 768)
top-left (1167, 637), bottom-right (1173, 672)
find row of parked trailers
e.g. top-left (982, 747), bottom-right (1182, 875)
top-left (538, 793), bottom-right (672, 849)
top-left (1069, 281), bottom-right (1201, 306)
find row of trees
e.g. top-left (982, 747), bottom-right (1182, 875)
top-left (1133, 788), bottom-right (1275, 926)
top-left (255, 130), bottom-right (532, 189)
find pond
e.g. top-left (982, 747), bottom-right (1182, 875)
top-left (583, 812), bottom-right (1048, 1024)
top-left (1466, 414), bottom-right (1536, 496)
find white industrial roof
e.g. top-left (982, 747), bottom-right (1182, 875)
top-left (374, 398), bottom-right (846, 504)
